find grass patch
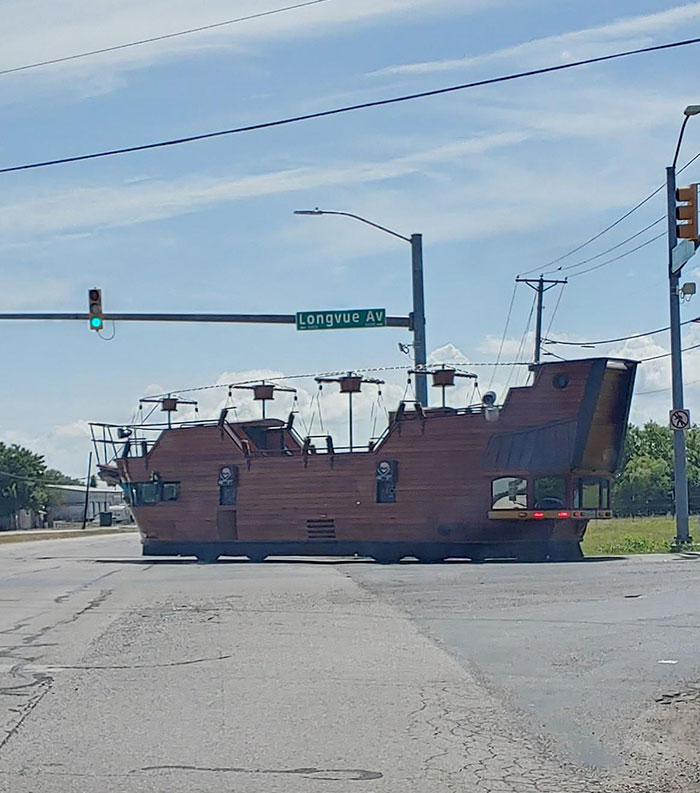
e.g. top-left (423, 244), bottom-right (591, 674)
top-left (0, 527), bottom-right (137, 545)
top-left (582, 515), bottom-right (700, 555)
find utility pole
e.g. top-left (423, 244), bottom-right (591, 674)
top-left (515, 276), bottom-right (567, 362)
top-left (410, 233), bottom-right (428, 405)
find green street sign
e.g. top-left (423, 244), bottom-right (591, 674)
top-left (296, 308), bottom-right (387, 331)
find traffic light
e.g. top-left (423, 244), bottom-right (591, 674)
top-left (88, 288), bottom-right (103, 331)
top-left (676, 184), bottom-right (699, 244)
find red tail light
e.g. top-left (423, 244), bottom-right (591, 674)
top-left (533, 511), bottom-right (545, 519)
top-left (558, 511), bottom-right (570, 518)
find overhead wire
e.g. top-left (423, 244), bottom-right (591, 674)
top-left (546, 316), bottom-right (700, 347)
top-left (503, 292), bottom-right (537, 393)
top-left (519, 149), bottom-right (700, 278)
top-left (2, 36), bottom-right (700, 175)
top-left (543, 216), bottom-right (665, 275)
top-left (566, 231), bottom-right (665, 278)
top-left (487, 281), bottom-right (518, 390)
top-left (0, 0), bottom-right (334, 78)
top-left (636, 377), bottom-right (700, 395)
top-left (543, 282), bottom-right (566, 340)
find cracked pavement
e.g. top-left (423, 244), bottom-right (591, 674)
top-left (0, 535), bottom-right (699, 791)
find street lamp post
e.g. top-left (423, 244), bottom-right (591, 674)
top-left (668, 105), bottom-right (700, 545)
top-left (294, 209), bottom-right (428, 405)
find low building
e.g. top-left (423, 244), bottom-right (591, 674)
top-left (47, 484), bottom-right (129, 524)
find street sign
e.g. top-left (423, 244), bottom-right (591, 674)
top-left (671, 239), bottom-right (697, 274)
top-left (670, 408), bottom-right (691, 430)
top-left (296, 308), bottom-right (387, 331)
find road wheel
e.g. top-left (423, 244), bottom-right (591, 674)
top-left (372, 555), bottom-right (402, 565)
top-left (547, 541), bottom-right (583, 562)
top-left (517, 542), bottom-right (549, 562)
top-left (196, 550), bottom-right (220, 563)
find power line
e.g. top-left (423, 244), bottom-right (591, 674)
top-left (503, 292), bottom-right (537, 393)
top-left (488, 281), bottom-right (518, 390)
top-left (519, 149), bottom-right (700, 278)
top-left (2, 36), bottom-right (700, 175)
top-left (567, 231), bottom-right (665, 278)
top-left (0, 0), bottom-right (334, 78)
top-left (545, 316), bottom-right (699, 347)
top-left (543, 282), bottom-right (566, 339)
top-left (544, 216), bottom-right (664, 275)
top-left (640, 341), bottom-right (700, 362)
top-left (636, 377), bottom-right (700, 395)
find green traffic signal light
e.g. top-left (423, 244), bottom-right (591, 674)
top-left (90, 316), bottom-right (103, 330)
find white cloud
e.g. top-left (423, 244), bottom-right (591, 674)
top-left (0, 131), bottom-right (528, 244)
top-left (370, 2), bottom-right (700, 77)
top-left (0, 0), bottom-right (479, 96)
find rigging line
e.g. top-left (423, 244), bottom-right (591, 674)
top-left (487, 280), bottom-right (518, 391)
top-left (543, 217), bottom-right (665, 275)
top-left (567, 232), bottom-right (665, 278)
top-left (636, 377), bottom-right (700, 395)
top-left (545, 316), bottom-right (700, 347)
top-left (639, 341), bottom-right (700, 362)
top-left (519, 148), bottom-right (700, 277)
top-left (0, 0), bottom-right (334, 78)
top-left (3, 36), bottom-right (700, 174)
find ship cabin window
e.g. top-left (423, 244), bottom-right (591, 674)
top-left (491, 477), bottom-right (527, 510)
top-left (534, 476), bottom-right (566, 509)
top-left (573, 477), bottom-right (610, 510)
top-left (162, 483), bottom-right (180, 501)
top-left (125, 481), bottom-right (181, 506)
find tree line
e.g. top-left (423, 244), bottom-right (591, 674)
top-left (613, 421), bottom-right (700, 516)
top-left (0, 442), bottom-right (80, 528)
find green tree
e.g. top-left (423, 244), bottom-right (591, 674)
top-left (0, 444), bottom-right (78, 527)
top-left (0, 443), bottom-right (49, 524)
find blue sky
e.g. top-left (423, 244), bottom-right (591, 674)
top-left (1, 0), bottom-right (700, 474)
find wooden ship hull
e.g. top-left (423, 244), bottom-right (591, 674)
top-left (98, 357), bottom-right (636, 563)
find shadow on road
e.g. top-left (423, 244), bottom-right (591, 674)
top-left (85, 555), bottom-right (627, 566)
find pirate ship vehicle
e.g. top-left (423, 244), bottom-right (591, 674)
top-left (92, 357), bottom-right (636, 563)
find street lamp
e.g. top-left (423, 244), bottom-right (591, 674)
top-left (294, 208), bottom-right (428, 405)
top-left (667, 105), bottom-right (700, 546)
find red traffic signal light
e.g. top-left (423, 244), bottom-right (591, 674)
top-left (676, 184), bottom-right (699, 243)
top-left (88, 287), bottom-right (103, 331)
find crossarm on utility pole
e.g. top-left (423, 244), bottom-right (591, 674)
top-left (515, 277), bottom-right (568, 363)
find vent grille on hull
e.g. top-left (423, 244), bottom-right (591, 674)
top-left (306, 518), bottom-right (336, 540)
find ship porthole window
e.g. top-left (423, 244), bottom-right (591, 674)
top-left (553, 373), bottom-right (569, 390)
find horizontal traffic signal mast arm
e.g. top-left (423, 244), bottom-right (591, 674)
top-left (0, 312), bottom-right (412, 327)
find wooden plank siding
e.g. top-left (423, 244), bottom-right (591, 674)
top-left (120, 358), bottom-right (636, 547)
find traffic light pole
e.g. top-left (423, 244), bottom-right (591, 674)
top-left (667, 164), bottom-right (691, 545)
top-left (515, 276), bottom-right (567, 362)
top-left (0, 312), bottom-right (411, 327)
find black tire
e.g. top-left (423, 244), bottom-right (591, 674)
top-left (196, 550), bottom-right (220, 564)
top-left (372, 555), bottom-right (402, 565)
top-left (547, 541), bottom-right (583, 562)
top-left (516, 542), bottom-right (549, 562)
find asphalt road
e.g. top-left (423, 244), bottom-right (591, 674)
top-left (1, 535), bottom-right (699, 792)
